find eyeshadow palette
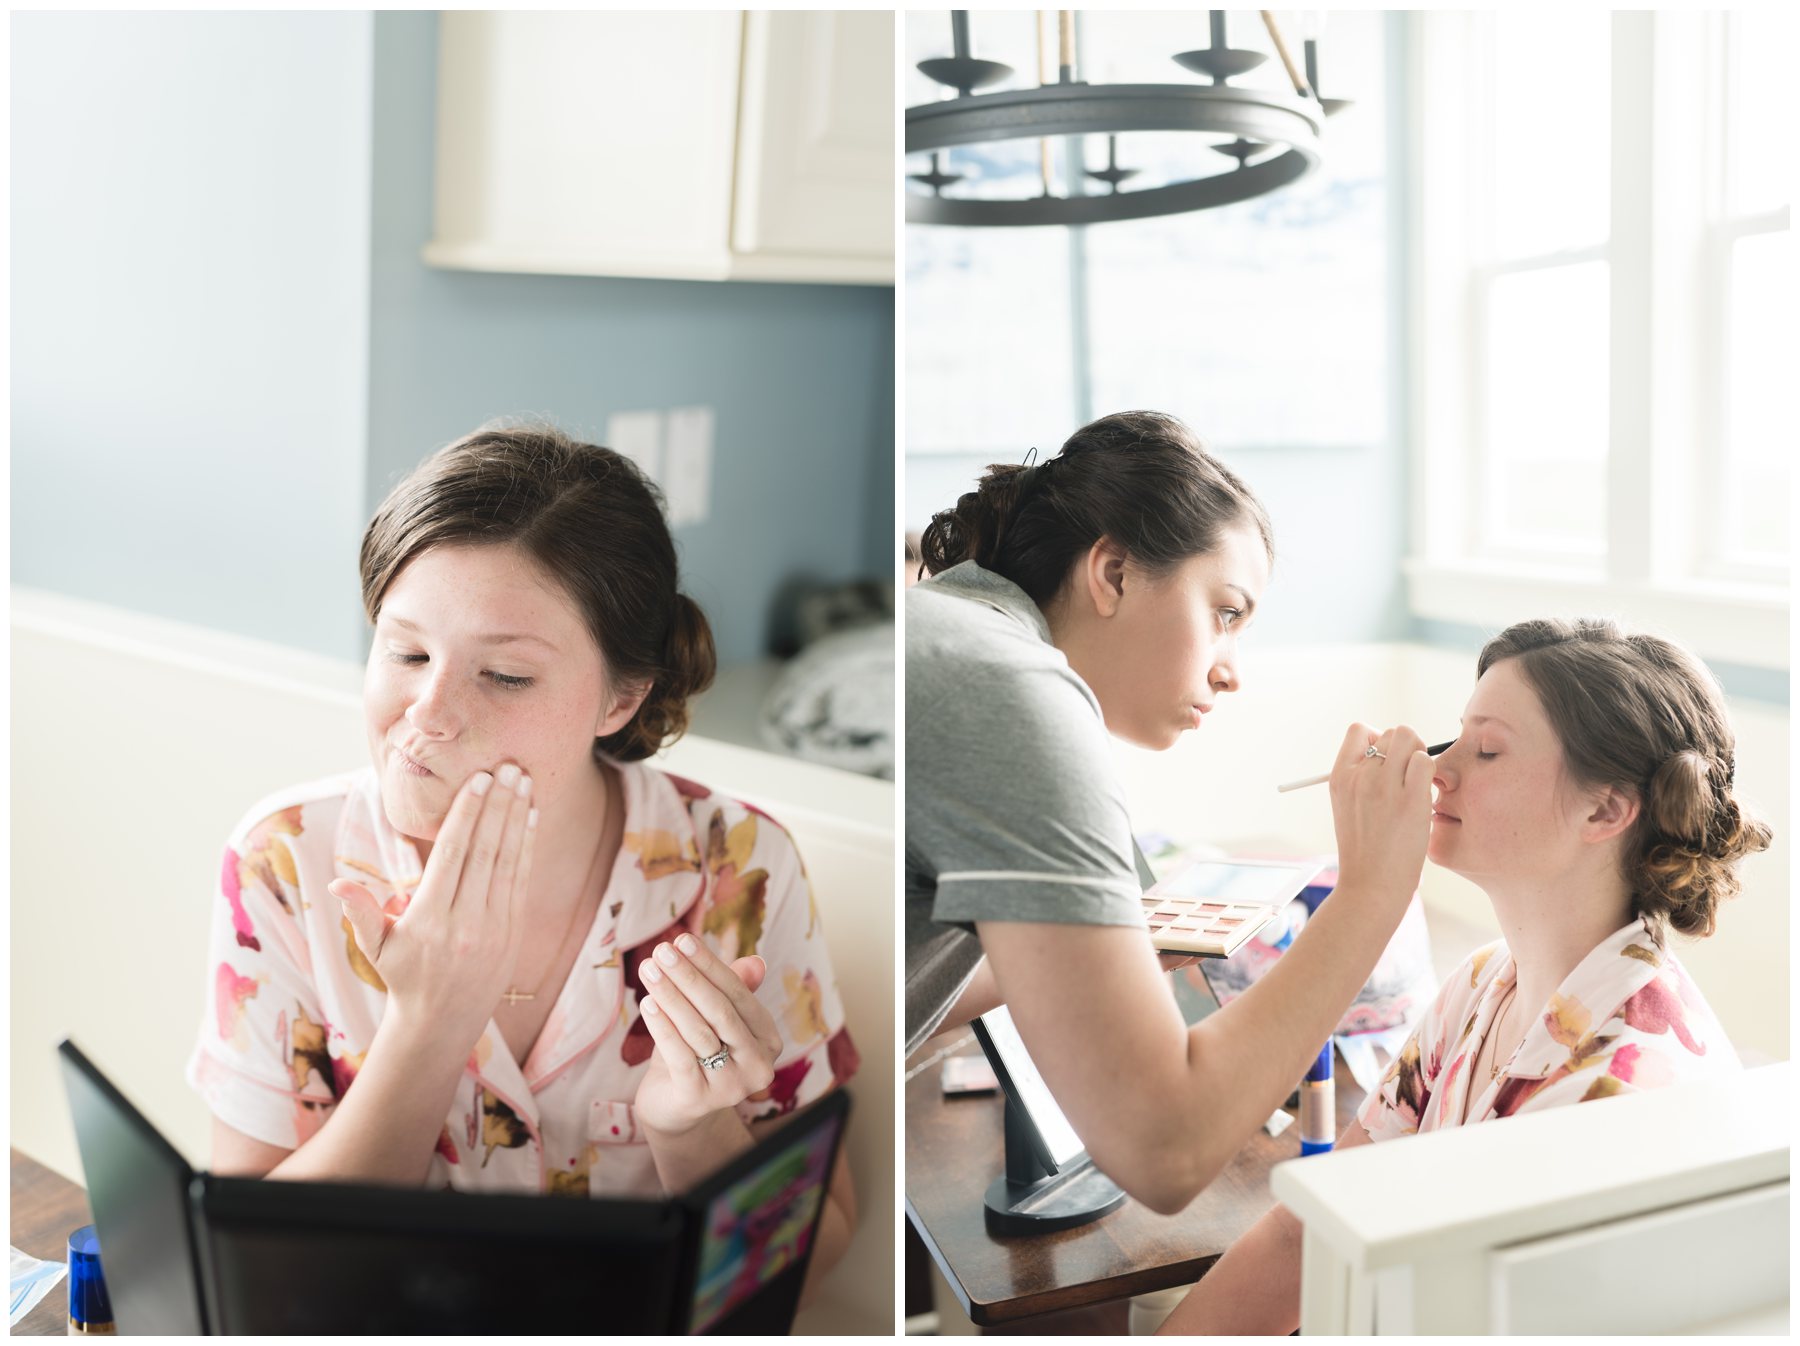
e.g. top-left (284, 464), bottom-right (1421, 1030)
top-left (1143, 858), bottom-right (1324, 959)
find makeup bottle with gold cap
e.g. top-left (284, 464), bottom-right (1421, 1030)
top-left (1299, 1044), bottom-right (1335, 1156)
top-left (66, 1226), bottom-right (114, 1336)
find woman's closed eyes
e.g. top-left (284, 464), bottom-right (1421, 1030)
top-left (386, 652), bottom-right (536, 691)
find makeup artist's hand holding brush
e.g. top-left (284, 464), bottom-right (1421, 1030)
top-left (1327, 723), bottom-right (1435, 906)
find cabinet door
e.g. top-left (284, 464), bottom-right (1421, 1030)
top-left (429, 12), bottom-right (742, 279)
top-left (731, 11), bottom-right (893, 267)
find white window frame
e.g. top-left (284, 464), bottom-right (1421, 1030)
top-left (1405, 11), bottom-right (1789, 671)
top-left (1697, 11), bottom-right (1792, 586)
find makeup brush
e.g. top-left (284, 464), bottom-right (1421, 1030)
top-left (1277, 740), bottom-right (1457, 793)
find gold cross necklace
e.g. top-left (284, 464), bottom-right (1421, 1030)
top-left (499, 886), bottom-right (592, 1006)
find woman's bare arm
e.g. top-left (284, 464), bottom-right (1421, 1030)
top-left (977, 725), bottom-right (1431, 1214)
top-left (940, 957), bottom-right (1001, 1031)
top-left (1157, 1121), bottom-right (1374, 1336)
top-left (208, 1005), bottom-right (475, 1184)
top-left (209, 1119), bottom-right (291, 1177)
top-left (979, 887), bottom-right (1401, 1212)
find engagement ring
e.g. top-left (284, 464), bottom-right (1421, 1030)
top-left (698, 1045), bottom-right (731, 1071)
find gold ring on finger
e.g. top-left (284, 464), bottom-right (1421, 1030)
top-left (1363, 745), bottom-right (1387, 760)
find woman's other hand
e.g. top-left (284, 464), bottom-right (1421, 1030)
top-left (633, 935), bottom-right (786, 1136)
top-left (1328, 722), bottom-right (1434, 908)
top-left (329, 765), bottom-right (537, 1051)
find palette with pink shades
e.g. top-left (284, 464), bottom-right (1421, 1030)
top-left (1143, 857), bottom-right (1324, 958)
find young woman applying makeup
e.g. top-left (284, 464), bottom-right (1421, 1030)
top-left (186, 424), bottom-right (858, 1292)
top-left (906, 410), bottom-right (1437, 1213)
top-left (1160, 618), bottom-right (1771, 1334)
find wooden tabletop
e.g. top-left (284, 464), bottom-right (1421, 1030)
top-left (904, 1036), bottom-right (1366, 1327)
top-left (10, 1149), bottom-right (93, 1336)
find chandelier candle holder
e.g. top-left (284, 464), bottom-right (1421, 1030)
top-left (906, 8), bottom-right (1349, 228)
top-left (1304, 33), bottom-right (1353, 119)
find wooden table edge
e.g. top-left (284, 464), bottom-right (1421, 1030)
top-left (905, 1029), bottom-right (1370, 1329)
top-left (11, 1147), bottom-right (94, 1336)
top-left (906, 1192), bottom-right (1226, 1327)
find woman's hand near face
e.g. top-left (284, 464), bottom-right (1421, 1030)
top-left (632, 936), bottom-right (785, 1137)
top-left (243, 765), bottom-right (536, 1188)
top-left (330, 765), bottom-right (537, 1052)
top-left (1328, 722), bottom-right (1434, 911)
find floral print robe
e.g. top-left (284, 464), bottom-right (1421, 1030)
top-left (186, 761), bottom-right (859, 1197)
top-left (1358, 916), bottom-right (1738, 1140)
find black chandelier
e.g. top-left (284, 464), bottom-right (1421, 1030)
top-left (906, 10), bottom-right (1353, 228)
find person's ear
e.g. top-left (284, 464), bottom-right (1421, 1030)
top-left (1583, 784), bottom-right (1640, 845)
top-left (1081, 536), bottom-right (1130, 619)
top-left (596, 679), bottom-right (650, 736)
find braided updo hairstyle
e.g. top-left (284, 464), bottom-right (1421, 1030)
top-left (919, 410), bottom-right (1274, 605)
top-left (359, 421), bottom-right (716, 762)
top-left (1477, 618), bottom-right (1771, 938)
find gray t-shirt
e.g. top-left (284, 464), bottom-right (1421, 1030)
top-left (905, 562), bottom-right (1148, 1056)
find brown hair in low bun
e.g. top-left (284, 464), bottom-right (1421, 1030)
top-left (599, 593), bottom-right (717, 761)
top-left (1647, 750), bottom-right (1715, 843)
top-left (1638, 751), bottom-right (1768, 937)
top-left (1477, 619), bottom-right (1772, 938)
top-left (360, 421), bottom-right (717, 762)
top-left (919, 410), bottom-right (1274, 606)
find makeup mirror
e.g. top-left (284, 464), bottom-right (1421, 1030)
top-left (970, 1008), bottom-right (1126, 1236)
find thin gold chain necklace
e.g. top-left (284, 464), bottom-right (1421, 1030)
top-left (500, 779), bottom-right (619, 1007)
top-left (1488, 980), bottom-right (1522, 1081)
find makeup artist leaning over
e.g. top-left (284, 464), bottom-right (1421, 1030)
top-left (185, 424), bottom-right (857, 1291)
top-left (906, 410), bottom-right (1432, 1214)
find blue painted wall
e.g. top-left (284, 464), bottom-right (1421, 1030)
top-left (11, 11), bottom-right (375, 659)
top-left (367, 13), bottom-right (894, 667)
top-left (13, 11), bottom-right (895, 671)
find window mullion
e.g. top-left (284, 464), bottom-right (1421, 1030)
top-left (1467, 12), bottom-right (1496, 556)
top-left (1656, 11), bottom-right (1714, 587)
top-left (1409, 10), bottom-right (1477, 570)
top-left (1474, 244), bottom-right (1610, 282)
top-left (1607, 12), bottom-right (1655, 589)
top-left (1714, 208), bottom-right (1793, 247)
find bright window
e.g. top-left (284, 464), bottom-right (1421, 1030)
top-left (1472, 11), bottom-right (1612, 561)
top-left (1409, 10), bottom-right (1789, 670)
top-left (905, 9), bottom-right (1390, 478)
top-left (1481, 261), bottom-right (1609, 555)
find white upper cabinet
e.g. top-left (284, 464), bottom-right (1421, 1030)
top-left (730, 11), bottom-right (894, 278)
top-left (425, 11), bottom-right (893, 285)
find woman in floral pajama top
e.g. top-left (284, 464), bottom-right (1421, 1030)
top-left (185, 424), bottom-right (859, 1295)
top-left (1162, 618), bottom-right (1771, 1336)
top-left (1358, 914), bottom-right (1732, 1142)
top-left (187, 759), bottom-right (857, 1197)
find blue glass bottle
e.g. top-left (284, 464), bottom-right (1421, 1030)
top-left (66, 1225), bottom-right (114, 1336)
